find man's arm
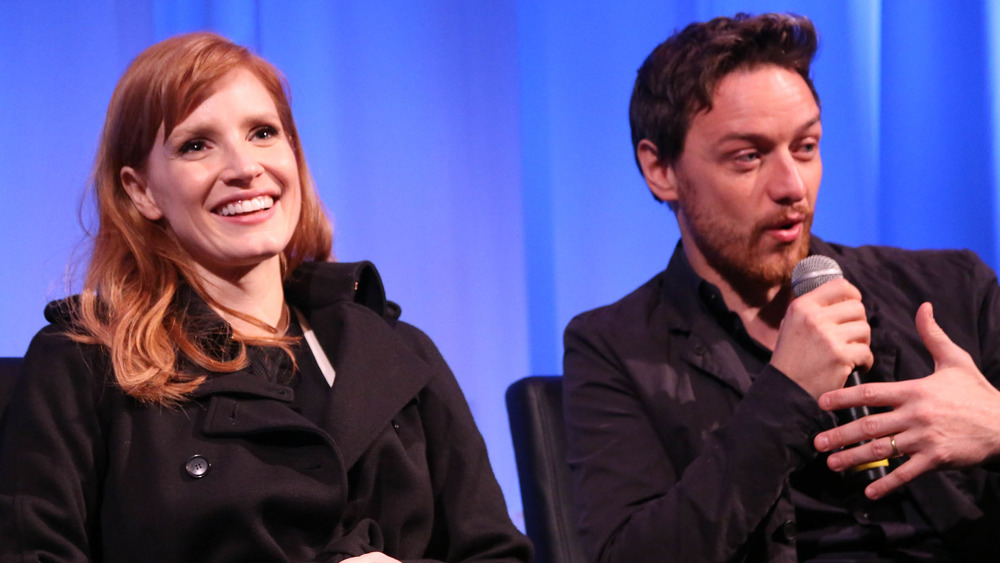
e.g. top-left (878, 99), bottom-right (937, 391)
top-left (564, 280), bottom-right (872, 561)
top-left (814, 302), bottom-right (1000, 499)
top-left (564, 278), bottom-right (872, 562)
top-left (564, 332), bottom-right (816, 562)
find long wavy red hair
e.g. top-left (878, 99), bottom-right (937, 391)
top-left (74, 32), bottom-right (332, 405)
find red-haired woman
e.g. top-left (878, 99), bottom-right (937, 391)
top-left (0, 32), bottom-right (530, 563)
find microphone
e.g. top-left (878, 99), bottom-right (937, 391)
top-left (791, 255), bottom-right (889, 484)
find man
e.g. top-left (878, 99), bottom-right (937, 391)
top-left (563, 13), bottom-right (1000, 562)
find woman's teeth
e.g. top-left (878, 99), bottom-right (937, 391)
top-left (216, 195), bottom-right (274, 217)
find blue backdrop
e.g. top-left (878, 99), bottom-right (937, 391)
top-left (2, 0), bottom-right (999, 527)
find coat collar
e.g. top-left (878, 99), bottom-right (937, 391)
top-left (659, 238), bottom-right (896, 395)
top-left (659, 242), bottom-right (756, 394)
top-left (190, 261), bottom-right (434, 469)
top-left (285, 260), bottom-right (388, 318)
top-left (183, 259), bottom-right (390, 393)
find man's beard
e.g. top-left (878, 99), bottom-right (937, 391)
top-left (678, 196), bottom-right (812, 289)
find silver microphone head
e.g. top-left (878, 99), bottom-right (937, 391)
top-left (791, 255), bottom-right (843, 297)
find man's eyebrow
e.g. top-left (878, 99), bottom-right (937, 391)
top-left (716, 115), bottom-right (822, 145)
top-left (797, 115), bottom-right (822, 134)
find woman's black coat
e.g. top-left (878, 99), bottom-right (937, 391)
top-left (0, 261), bottom-right (531, 562)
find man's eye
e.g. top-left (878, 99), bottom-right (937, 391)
top-left (796, 141), bottom-right (819, 157)
top-left (180, 140), bottom-right (205, 154)
top-left (736, 152), bottom-right (759, 162)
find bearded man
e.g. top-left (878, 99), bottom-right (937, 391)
top-left (563, 13), bottom-right (1000, 562)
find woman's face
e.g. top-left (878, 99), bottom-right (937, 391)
top-left (121, 68), bottom-right (302, 281)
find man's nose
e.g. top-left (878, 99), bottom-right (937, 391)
top-left (766, 150), bottom-right (807, 203)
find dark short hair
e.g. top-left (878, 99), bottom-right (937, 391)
top-left (629, 13), bottom-right (819, 178)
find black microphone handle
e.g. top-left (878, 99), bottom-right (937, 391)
top-left (838, 370), bottom-right (889, 483)
top-left (790, 256), bottom-right (888, 484)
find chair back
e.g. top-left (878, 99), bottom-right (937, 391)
top-left (506, 376), bottom-right (586, 563)
top-left (0, 357), bottom-right (23, 433)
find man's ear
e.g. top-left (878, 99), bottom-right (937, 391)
top-left (120, 166), bottom-right (163, 221)
top-left (636, 139), bottom-right (679, 204)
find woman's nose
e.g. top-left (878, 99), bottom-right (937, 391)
top-left (220, 143), bottom-right (264, 184)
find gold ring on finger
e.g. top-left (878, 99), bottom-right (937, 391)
top-left (889, 433), bottom-right (901, 458)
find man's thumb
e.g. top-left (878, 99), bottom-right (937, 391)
top-left (916, 302), bottom-right (961, 369)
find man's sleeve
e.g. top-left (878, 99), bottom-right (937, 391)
top-left (971, 251), bottom-right (1000, 387)
top-left (563, 315), bottom-right (828, 562)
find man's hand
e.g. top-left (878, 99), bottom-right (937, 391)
top-left (814, 302), bottom-right (1000, 499)
top-left (771, 278), bottom-right (873, 399)
top-left (342, 554), bottom-right (402, 563)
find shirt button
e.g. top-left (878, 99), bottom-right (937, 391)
top-left (185, 455), bottom-right (211, 479)
top-left (776, 520), bottom-right (797, 543)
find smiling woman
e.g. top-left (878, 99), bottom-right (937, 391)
top-left (119, 66), bottom-right (305, 338)
top-left (0, 32), bottom-right (531, 563)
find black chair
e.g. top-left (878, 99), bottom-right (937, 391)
top-left (0, 357), bottom-right (22, 420)
top-left (506, 376), bottom-right (586, 563)
top-left (0, 357), bottom-right (23, 445)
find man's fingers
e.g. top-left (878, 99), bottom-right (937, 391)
top-left (915, 302), bottom-right (970, 370)
top-left (815, 412), bottom-right (900, 453)
top-left (864, 457), bottom-right (930, 500)
top-left (818, 381), bottom-right (904, 412)
top-left (822, 429), bottom-right (902, 470)
top-left (821, 434), bottom-right (929, 500)
top-left (800, 278), bottom-right (863, 306)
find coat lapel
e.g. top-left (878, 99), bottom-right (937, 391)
top-left (285, 260), bottom-right (434, 469)
top-left (307, 302), bottom-right (435, 469)
top-left (865, 300), bottom-right (899, 385)
top-left (659, 247), bottom-right (755, 396)
top-left (672, 316), bottom-right (755, 396)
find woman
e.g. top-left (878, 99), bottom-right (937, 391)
top-left (0, 32), bottom-right (531, 562)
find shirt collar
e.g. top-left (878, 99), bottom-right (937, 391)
top-left (668, 237), bottom-right (828, 360)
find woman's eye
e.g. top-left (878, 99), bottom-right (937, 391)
top-left (253, 126), bottom-right (279, 140)
top-left (179, 140), bottom-right (205, 154)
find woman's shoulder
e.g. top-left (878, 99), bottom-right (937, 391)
top-left (21, 297), bottom-right (112, 392)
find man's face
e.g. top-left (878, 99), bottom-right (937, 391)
top-left (670, 65), bottom-right (822, 288)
